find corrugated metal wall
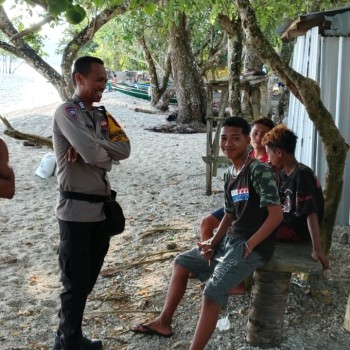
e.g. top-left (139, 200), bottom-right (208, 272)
top-left (287, 26), bottom-right (350, 225)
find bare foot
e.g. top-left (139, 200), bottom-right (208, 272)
top-left (130, 318), bottom-right (173, 337)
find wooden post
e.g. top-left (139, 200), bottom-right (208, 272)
top-left (205, 84), bottom-right (214, 195)
top-left (212, 90), bottom-right (229, 177)
top-left (245, 243), bottom-right (323, 347)
top-left (246, 270), bottom-right (291, 347)
top-left (344, 294), bottom-right (350, 332)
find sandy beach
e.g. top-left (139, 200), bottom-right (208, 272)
top-left (0, 91), bottom-right (349, 350)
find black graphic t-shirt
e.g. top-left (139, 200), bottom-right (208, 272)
top-left (279, 163), bottom-right (324, 241)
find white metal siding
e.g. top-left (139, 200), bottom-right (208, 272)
top-left (287, 27), bottom-right (350, 225)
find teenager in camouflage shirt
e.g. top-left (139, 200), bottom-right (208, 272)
top-left (130, 117), bottom-right (282, 350)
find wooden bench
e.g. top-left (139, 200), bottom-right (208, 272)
top-left (246, 242), bottom-right (323, 348)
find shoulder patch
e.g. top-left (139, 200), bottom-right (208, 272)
top-left (64, 106), bottom-right (79, 120)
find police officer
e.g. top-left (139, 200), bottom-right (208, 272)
top-left (52, 56), bottom-right (131, 350)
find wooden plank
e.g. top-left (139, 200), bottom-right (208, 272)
top-left (261, 242), bottom-right (323, 275)
top-left (202, 156), bottom-right (230, 164)
top-left (212, 90), bottom-right (229, 177)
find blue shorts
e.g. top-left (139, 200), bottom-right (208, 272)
top-left (175, 237), bottom-right (264, 308)
top-left (211, 207), bottom-right (225, 221)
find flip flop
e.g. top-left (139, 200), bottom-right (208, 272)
top-left (130, 324), bottom-right (173, 338)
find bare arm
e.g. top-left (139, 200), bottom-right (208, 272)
top-left (197, 212), bottom-right (235, 261)
top-left (245, 204), bottom-right (283, 259)
top-left (0, 139), bottom-right (15, 199)
top-left (307, 212), bottom-right (329, 269)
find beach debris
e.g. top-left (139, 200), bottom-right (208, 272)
top-left (0, 115), bottom-right (53, 149)
top-left (340, 232), bottom-right (348, 244)
top-left (216, 315), bottom-right (231, 331)
top-left (134, 107), bottom-right (158, 114)
top-left (166, 242), bottom-right (177, 250)
top-left (101, 250), bottom-right (180, 277)
top-left (23, 140), bottom-right (42, 148)
top-left (0, 254), bottom-right (17, 264)
top-left (35, 152), bottom-right (56, 179)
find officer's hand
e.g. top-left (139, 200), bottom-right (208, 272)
top-left (65, 147), bottom-right (80, 162)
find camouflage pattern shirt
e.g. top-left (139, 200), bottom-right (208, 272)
top-left (224, 157), bottom-right (280, 260)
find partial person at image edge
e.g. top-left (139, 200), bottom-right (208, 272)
top-left (0, 137), bottom-right (15, 199)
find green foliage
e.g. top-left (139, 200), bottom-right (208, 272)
top-left (47, 0), bottom-right (69, 17)
top-left (65, 4), bottom-right (86, 24)
top-left (111, 0), bottom-right (125, 5)
top-left (17, 22), bottom-right (25, 32)
top-left (143, 2), bottom-right (157, 16)
top-left (210, 0), bottom-right (237, 22)
top-left (92, 0), bottom-right (105, 6)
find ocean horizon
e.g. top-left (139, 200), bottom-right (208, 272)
top-left (0, 64), bottom-right (61, 115)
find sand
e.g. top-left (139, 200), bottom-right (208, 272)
top-left (0, 91), bottom-right (349, 350)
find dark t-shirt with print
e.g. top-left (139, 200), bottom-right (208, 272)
top-left (224, 158), bottom-right (280, 261)
top-left (279, 163), bottom-right (324, 241)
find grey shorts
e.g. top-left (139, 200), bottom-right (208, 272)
top-left (175, 237), bottom-right (264, 308)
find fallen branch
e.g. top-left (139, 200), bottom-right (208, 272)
top-left (138, 226), bottom-right (191, 240)
top-left (0, 115), bottom-right (53, 149)
top-left (85, 309), bottom-right (160, 315)
top-left (134, 107), bottom-right (158, 114)
top-left (101, 252), bottom-right (180, 277)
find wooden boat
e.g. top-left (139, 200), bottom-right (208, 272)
top-left (110, 82), bottom-right (177, 104)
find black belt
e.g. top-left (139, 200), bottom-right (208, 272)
top-left (59, 191), bottom-right (112, 203)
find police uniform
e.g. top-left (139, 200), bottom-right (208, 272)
top-left (52, 94), bottom-right (130, 349)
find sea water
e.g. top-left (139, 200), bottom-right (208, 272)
top-left (0, 65), bottom-right (61, 114)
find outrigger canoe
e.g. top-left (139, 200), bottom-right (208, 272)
top-left (110, 82), bottom-right (177, 104)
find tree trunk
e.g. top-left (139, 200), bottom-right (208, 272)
top-left (138, 36), bottom-right (174, 111)
top-left (218, 14), bottom-right (243, 117)
top-left (242, 45), bottom-right (263, 121)
top-left (233, 0), bottom-right (349, 252)
top-left (155, 88), bottom-right (176, 111)
top-left (138, 35), bottom-right (161, 105)
top-left (169, 13), bottom-right (206, 124)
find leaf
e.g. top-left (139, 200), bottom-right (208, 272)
top-left (18, 22), bottom-right (24, 32)
top-left (92, 0), bottom-right (105, 6)
top-left (111, 0), bottom-right (125, 5)
top-left (143, 2), bottom-right (157, 16)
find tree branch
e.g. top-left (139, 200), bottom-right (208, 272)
top-left (9, 15), bottom-right (55, 41)
top-left (0, 116), bottom-right (53, 149)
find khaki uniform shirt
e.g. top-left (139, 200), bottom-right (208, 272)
top-left (53, 95), bottom-right (130, 222)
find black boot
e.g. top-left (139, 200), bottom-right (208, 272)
top-left (52, 333), bottom-right (103, 350)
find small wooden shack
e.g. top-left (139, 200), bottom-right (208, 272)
top-left (281, 6), bottom-right (350, 225)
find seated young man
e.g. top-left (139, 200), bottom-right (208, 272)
top-left (200, 116), bottom-right (275, 242)
top-left (130, 117), bottom-right (282, 349)
top-left (198, 116), bottom-right (275, 293)
top-left (262, 124), bottom-right (329, 270)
